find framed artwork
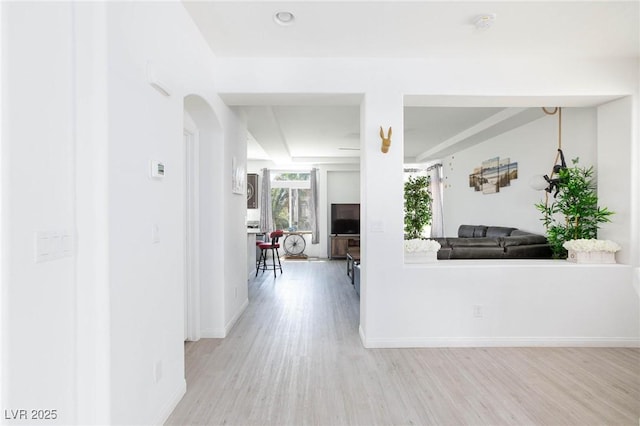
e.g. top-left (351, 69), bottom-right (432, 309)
top-left (482, 157), bottom-right (499, 194)
top-left (469, 167), bottom-right (482, 192)
top-left (469, 156), bottom-right (518, 195)
top-left (231, 157), bottom-right (245, 195)
top-left (247, 173), bottom-right (258, 209)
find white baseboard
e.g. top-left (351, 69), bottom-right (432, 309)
top-left (359, 325), bottom-right (367, 347)
top-left (200, 329), bottom-right (226, 338)
top-left (200, 298), bottom-right (249, 338)
top-left (225, 298), bottom-right (249, 335)
top-left (153, 378), bottom-right (186, 426)
top-left (359, 328), bottom-right (639, 348)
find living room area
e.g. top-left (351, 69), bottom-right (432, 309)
top-left (242, 93), bottom-right (638, 350)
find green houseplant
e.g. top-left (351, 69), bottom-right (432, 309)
top-left (535, 158), bottom-right (614, 258)
top-left (404, 175), bottom-right (433, 239)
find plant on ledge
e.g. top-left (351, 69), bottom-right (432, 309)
top-left (535, 158), bottom-right (614, 258)
top-left (404, 175), bottom-right (432, 239)
top-left (404, 238), bottom-right (441, 253)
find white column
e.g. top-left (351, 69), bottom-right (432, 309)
top-left (359, 92), bottom-right (404, 346)
top-left (597, 97), bottom-right (636, 266)
top-left (74, 2), bottom-right (112, 424)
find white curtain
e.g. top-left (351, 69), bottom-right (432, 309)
top-left (429, 164), bottom-right (445, 238)
top-left (259, 168), bottom-right (273, 233)
top-left (309, 168), bottom-right (319, 244)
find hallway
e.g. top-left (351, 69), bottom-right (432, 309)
top-left (166, 260), bottom-right (640, 425)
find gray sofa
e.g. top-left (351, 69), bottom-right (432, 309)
top-left (434, 225), bottom-right (552, 260)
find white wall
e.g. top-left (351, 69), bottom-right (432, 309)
top-left (2, 3), bottom-right (77, 422)
top-left (373, 262), bottom-right (639, 347)
top-left (442, 108), bottom-right (597, 236)
top-left (214, 55), bottom-right (639, 348)
top-left (184, 96), bottom-right (226, 339)
top-left (327, 171), bottom-right (360, 205)
top-left (103, 3), bottom-right (248, 423)
top-left (2, 2), bottom-right (250, 424)
top-left (598, 97), bottom-right (635, 265)
top-left (220, 106), bottom-right (250, 333)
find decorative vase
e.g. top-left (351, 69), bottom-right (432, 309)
top-left (404, 251), bottom-right (438, 264)
top-left (567, 250), bottom-right (616, 264)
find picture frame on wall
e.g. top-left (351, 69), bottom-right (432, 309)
top-left (481, 157), bottom-right (499, 194)
top-left (231, 156), bottom-right (245, 195)
top-left (469, 156), bottom-right (518, 195)
top-left (247, 173), bottom-right (258, 209)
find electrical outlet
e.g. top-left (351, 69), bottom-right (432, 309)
top-left (151, 225), bottom-right (160, 244)
top-left (154, 360), bottom-right (163, 383)
top-left (473, 305), bottom-right (483, 318)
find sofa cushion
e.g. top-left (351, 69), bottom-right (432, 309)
top-left (432, 237), bottom-right (451, 248)
top-left (458, 225), bottom-right (488, 238)
top-left (437, 247), bottom-right (452, 260)
top-left (500, 234), bottom-right (548, 247)
top-left (503, 244), bottom-right (552, 258)
top-left (448, 237), bottom-right (500, 248)
top-left (510, 229), bottom-right (535, 237)
top-left (485, 226), bottom-right (517, 238)
top-left (450, 246), bottom-right (504, 259)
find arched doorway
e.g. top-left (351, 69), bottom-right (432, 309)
top-left (183, 95), bottom-right (224, 341)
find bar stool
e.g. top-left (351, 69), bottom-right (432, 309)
top-left (256, 230), bottom-right (284, 277)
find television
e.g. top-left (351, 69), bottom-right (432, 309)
top-left (331, 203), bottom-right (360, 235)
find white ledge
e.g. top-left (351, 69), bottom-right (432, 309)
top-left (403, 259), bottom-right (630, 268)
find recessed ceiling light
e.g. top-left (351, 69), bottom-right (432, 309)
top-left (274, 11), bottom-right (295, 26)
top-left (474, 13), bottom-right (496, 30)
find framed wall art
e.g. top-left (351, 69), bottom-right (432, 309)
top-left (247, 173), bottom-right (258, 209)
top-left (469, 156), bottom-right (518, 195)
top-left (231, 156), bottom-right (245, 195)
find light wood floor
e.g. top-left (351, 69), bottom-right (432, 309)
top-left (166, 260), bottom-right (640, 425)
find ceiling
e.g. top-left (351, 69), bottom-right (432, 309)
top-left (182, 1), bottom-right (639, 165)
top-left (183, 1), bottom-right (639, 59)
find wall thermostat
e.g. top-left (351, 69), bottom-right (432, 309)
top-left (150, 160), bottom-right (165, 178)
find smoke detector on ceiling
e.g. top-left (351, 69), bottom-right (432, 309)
top-left (474, 13), bottom-right (496, 30)
top-left (274, 11), bottom-right (295, 26)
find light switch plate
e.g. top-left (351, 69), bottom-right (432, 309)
top-left (35, 230), bottom-right (74, 262)
top-left (150, 160), bottom-right (165, 178)
top-left (152, 224), bottom-right (160, 244)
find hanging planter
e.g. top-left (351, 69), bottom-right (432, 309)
top-left (532, 108), bottom-right (615, 259)
top-left (535, 158), bottom-right (614, 258)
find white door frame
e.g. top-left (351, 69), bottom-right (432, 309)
top-left (184, 126), bottom-right (200, 341)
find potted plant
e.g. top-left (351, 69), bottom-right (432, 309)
top-left (404, 175), bottom-right (433, 239)
top-left (535, 158), bottom-right (614, 258)
top-left (404, 238), bottom-right (441, 263)
top-left (563, 239), bottom-right (620, 263)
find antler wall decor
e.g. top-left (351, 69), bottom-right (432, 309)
top-left (380, 126), bottom-right (392, 153)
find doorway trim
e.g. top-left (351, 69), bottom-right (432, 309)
top-left (184, 121), bottom-right (200, 341)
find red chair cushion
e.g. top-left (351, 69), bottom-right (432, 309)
top-left (258, 243), bottom-right (280, 249)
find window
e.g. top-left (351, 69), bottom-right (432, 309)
top-left (271, 172), bottom-right (311, 231)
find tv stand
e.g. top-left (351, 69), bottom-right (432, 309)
top-left (330, 235), bottom-right (360, 259)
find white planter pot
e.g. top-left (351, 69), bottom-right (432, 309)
top-left (404, 251), bottom-right (438, 264)
top-left (567, 250), bottom-right (616, 264)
